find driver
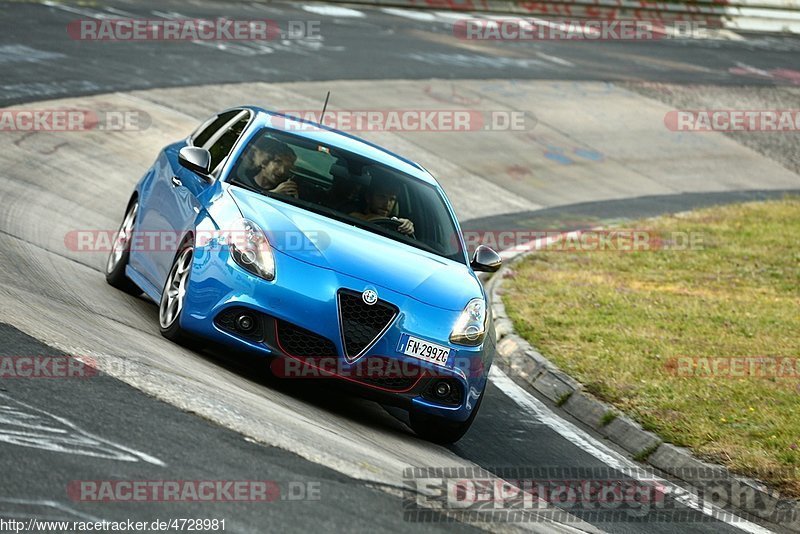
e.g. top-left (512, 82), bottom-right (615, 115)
top-left (236, 137), bottom-right (299, 198)
top-left (350, 178), bottom-right (414, 236)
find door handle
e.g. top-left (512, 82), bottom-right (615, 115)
top-left (171, 176), bottom-right (182, 187)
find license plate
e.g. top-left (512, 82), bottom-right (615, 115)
top-left (397, 334), bottom-right (450, 367)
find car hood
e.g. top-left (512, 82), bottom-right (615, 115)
top-left (227, 187), bottom-right (480, 311)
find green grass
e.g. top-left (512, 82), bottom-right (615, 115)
top-left (555, 391), bottom-right (573, 406)
top-left (633, 443), bottom-right (661, 463)
top-left (600, 411), bottom-right (617, 427)
top-left (503, 198), bottom-right (800, 496)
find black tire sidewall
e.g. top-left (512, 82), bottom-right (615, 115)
top-left (410, 384), bottom-right (486, 444)
top-left (159, 241), bottom-right (194, 343)
top-left (105, 199), bottom-right (141, 296)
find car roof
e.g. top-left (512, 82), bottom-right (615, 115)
top-left (242, 106), bottom-right (439, 187)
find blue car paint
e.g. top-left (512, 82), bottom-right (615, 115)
top-left (227, 186), bottom-right (481, 311)
top-left (124, 107), bottom-right (495, 423)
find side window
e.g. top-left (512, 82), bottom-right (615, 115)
top-left (192, 110), bottom-right (239, 147)
top-left (207, 116), bottom-right (249, 173)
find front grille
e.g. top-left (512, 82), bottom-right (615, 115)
top-left (276, 320), bottom-right (337, 358)
top-left (338, 289), bottom-right (398, 361)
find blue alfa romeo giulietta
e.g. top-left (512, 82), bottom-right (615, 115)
top-left (105, 106), bottom-right (502, 443)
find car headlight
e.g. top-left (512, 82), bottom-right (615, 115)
top-left (450, 298), bottom-right (487, 346)
top-left (228, 218), bottom-right (275, 281)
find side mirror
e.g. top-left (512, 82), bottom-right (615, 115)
top-left (179, 146), bottom-right (212, 177)
top-left (470, 245), bottom-right (502, 272)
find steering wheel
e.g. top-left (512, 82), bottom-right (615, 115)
top-left (370, 217), bottom-right (416, 239)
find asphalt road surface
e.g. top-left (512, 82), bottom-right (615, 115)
top-left (0, 1), bottom-right (798, 533)
top-left (2, 0), bottom-right (800, 107)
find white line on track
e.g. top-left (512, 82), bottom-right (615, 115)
top-left (488, 338), bottom-right (774, 533)
top-left (103, 6), bottom-right (142, 18)
top-left (0, 498), bottom-right (102, 522)
top-left (301, 5), bottom-right (365, 18)
top-left (0, 393), bottom-right (165, 466)
top-left (434, 11), bottom-right (481, 20)
top-left (0, 45), bottom-right (65, 65)
top-left (536, 52), bottom-right (575, 68)
top-left (41, 1), bottom-right (114, 19)
top-left (380, 7), bottom-right (438, 22)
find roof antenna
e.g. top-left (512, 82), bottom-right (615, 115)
top-left (320, 91), bottom-right (331, 125)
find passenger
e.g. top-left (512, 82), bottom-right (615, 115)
top-left (350, 178), bottom-right (415, 236)
top-left (236, 137), bottom-right (298, 198)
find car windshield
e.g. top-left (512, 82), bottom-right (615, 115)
top-left (228, 127), bottom-right (465, 263)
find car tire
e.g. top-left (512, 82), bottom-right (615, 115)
top-left (105, 199), bottom-right (142, 296)
top-left (409, 386), bottom-right (485, 444)
top-left (158, 241), bottom-right (195, 345)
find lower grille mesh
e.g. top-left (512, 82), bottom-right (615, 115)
top-left (276, 320), bottom-right (337, 358)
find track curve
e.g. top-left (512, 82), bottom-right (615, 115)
top-left (1, 1), bottom-right (799, 532)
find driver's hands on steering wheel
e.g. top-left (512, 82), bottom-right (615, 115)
top-left (394, 217), bottom-right (414, 236)
top-left (370, 216), bottom-right (415, 238)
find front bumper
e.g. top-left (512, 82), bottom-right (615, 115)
top-left (179, 239), bottom-right (494, 422)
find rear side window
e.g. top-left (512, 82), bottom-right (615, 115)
top-left (192, 110), bottom-right (239, 147)
top-left (208, 116), bottom-right (249, 172)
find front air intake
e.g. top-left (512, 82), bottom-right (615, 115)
top-left (275, 319), bottom-right (337, 359)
